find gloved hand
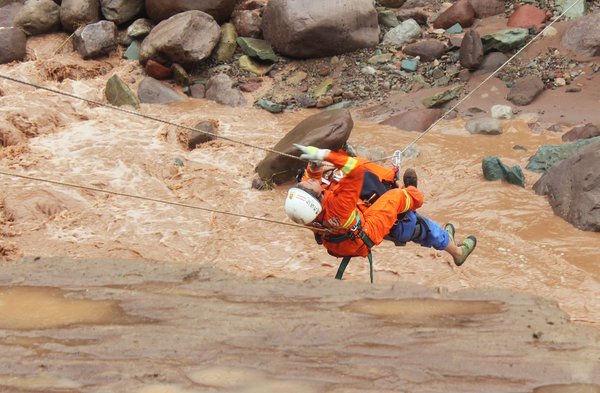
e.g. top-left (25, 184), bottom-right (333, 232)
top-left (293, 144), bottom-right (330, 161)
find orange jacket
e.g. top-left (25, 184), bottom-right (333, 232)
top-left (315, 151), bottom-right (423, 257)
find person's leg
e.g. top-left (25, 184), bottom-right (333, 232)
top-left (443, 223), bottom-right (477, 266)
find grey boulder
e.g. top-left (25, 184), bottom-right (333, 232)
top-left (140, 10), bottom-right (220, 65)
top-left (204, 73), bottom-right (245, 107)
top-left (561, 12), bottom-right (600, 57)
top-left (262, 0), bottom-right (379, 58)
top-left (73, 20), bottom-right (117, 59)
top-left (100, 0), bottom-right (144, 25)
top-left (145, 0), bottom-right (237, 24)
top-left (60, 0), bottom-right (101, 32)
top-left (13, 0), bottom-right (60, 35)
top-left (0, 26), bottom-right (26, 64)
top-left (138, 77), bottom-right (185, 104)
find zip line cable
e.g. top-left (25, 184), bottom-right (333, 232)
top-left (0, 169), bottom-right (326, 232)
top-left (375, 0), bottom-right (584, 162)
top-left (0, 73), bottom-right (302, 161)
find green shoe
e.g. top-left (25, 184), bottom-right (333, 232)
top-left (453, 236), bottom-right (477, 267)
top-left (444, 223), bottom-right (456, 246)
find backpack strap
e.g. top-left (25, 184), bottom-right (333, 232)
top-left (334, 251), bottom-right (374, 284)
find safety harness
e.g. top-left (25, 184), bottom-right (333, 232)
top-left (324, 215), bottom-right (376, 283)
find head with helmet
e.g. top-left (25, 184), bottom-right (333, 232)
top-left (284, 179), bottom-right (323, 225)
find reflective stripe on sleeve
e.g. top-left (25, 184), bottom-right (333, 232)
top-left (400, 189), bottom-right (411, 213)
top-left (340, 157), bottom-right (358, 175)
top-left (341, 209), bottom-right (357, 229)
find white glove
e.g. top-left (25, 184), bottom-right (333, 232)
top-left (294, 144), bottom-right (330, 161)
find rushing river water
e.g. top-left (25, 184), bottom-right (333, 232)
top-left (0, 37), bottom-right (599, 330)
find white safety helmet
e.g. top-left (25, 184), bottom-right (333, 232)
top-left (284, 187), bottom-right (322, 225)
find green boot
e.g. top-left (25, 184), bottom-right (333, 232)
top-left (444, 223), bottom-right (455, 245)
top-left (453, 236), bottom-right (477, 267)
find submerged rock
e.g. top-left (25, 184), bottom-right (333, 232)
top-left (380, 108), bottom-right (443, 132)
top-left (137, 77), bottom-right (185, 104)
top-left (482, 156), bottom-right (525, 187)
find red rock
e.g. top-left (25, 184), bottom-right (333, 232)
top-left (433, 0), bottom-right (475, 30)
top-left (239, 82), bottom-right (262, 92)
top-left (145, 59), bottom-right (172, 80)
top-left (507, 5), bottom-right (547, 31)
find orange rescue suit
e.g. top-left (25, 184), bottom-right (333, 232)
top-left (311, 151), bottom-right (423, 258)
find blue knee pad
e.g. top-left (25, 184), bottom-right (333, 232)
top-left (389, 211), bottom-right (449, 250)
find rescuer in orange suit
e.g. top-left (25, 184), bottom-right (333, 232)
top-left (285, 145), bottom-right (477, 271)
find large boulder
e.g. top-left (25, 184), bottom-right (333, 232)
top-left (255, 109), bottom-right (353, 184)
top-left (13, 0), bottom-right (60, 35)
top-left (382, 18), bottom-right (420, 46)
top-left (204, 73), bottom-right (245, 107)
top-left (60, 0), bottom-right (101, 32)
top-left (261, 0), bottom-right (379, 59)
top-left (561, 12), bottom-right (600, 57)
top-left (533, 141), bottom-right (600, 231)
top-left (100, 0), bottom-right (144, 25)
top-left (145, 0), bottom-right (237, 24)
top-left (73, 20), bottom-right (117, 59)
top-left (0, 2), bottom-right (23, 28)
top-left (507, 4), bottom-right (547, 31)
top-left (562, 123), bottom-right (600, 142)
top-left (525, 136), bottom-right (600, 173)
top-left (231, 0), bottom-right (265, 38)
top-left (139, 10), bottom-right (220, 65)
top-left (380, 108), bottom-right (443, 132)
top-left (0, 26), bottom-right (26, 64)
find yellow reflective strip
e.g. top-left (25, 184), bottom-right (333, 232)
top-left (340, 157), bottom-right (358, 175)
top-left (341, 210), bottom-right (357, 229)
top-left (400, 189), bottom-right (411, 213)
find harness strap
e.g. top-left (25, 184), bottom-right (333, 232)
top-left (334, 251), bottom-right (374, 283)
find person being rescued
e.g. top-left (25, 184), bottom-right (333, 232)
top-left (284, 144), bottom-right (477, 280)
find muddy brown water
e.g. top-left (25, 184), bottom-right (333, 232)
top-left (0, 33), bottom-right (599, 392)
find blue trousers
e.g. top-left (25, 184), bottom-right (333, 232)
top-left (388, 211), bottom-right (449, 250)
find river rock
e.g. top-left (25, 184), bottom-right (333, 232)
top-left (123, 40), bottom-right (140, 60)
top-left (255, 109), bottom-right (353, 184)
top-left (466, 117), bottom-right (503, 135)
top-left (482, 28), bottom-right (529, 53)
top-left (474, 52), bottom-right (509, 75)
top-left (394, 7), bottom-right (430, 25)
top-left (73, 20), bottom-right (117, 59)
top-left (60, 0), bottom-right (101, 32)
top-left (237, 37), bottom-right (277, 61)
top-left (561, 13), bottom-right (600, 57)
top-left (105, 74), bottom-right (140, 109)
top-left (137, 77), bottom-right (185, 104)
top-left (256, 98), bottom-right (283, 113)
top-left (0, 26), bottom-right (26, 64)
top-left (262, 0), bottom-right (379, 58)
top-left (205, 74), bottom-right (245, 107)
top-left (562, 123), bottom-right (600, 142)
top-left (491, 105), bottom-right (513, 119)
top-left (422, 86), bottom-right (461, 108)
top-left (145, 0), bottom-right (237, 24)
top-left (232, 8), bottom-right (262, 38)
top-left (467, 0), bottom-right (503, 18)
top-left (100, 0), bottom-right (143, 25)
top-left (533, 140), bottom-right (600, 231)
top-left (525, 136), bottom-right (600, 173)
top-left (507, 4), bottom-right (547, 31)
top-left (460, 29), bottom-right (483, 70)
top-left (380, 108), bottom-right (443, 132)
top-left (186, 120), bottom-right (219, 149)
top-left (126, 18), bottom-right (153, 39)
top-left (383, 18), bottom-right (421, 46)
top-left (239, 55), bottom-right (273, 75)
top-left (378, 9), bottom-right (399, 28)
top-left (507, 75), bottom-right (544, 106)
top-left (432, 0), bottom-right (475, 30)
top-left (379, 0), bottom-right (406, 7)
top-left (139, 11), bottom-right (220, 65)
top-left (0, 2), bottom-right (23, 28)
top-left (482, 156), bottom-right (525, 187)
top-left (13, 0), bottom-right (60, 35)
top-left (215, 22), bottom-right (237, 62)
top-left (555, 0), bottom-right (586, 19)
top-left (403, 39), bottom-right (445, 62)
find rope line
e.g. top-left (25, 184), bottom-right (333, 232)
top-left (0, 169), bottom-right (327, 232)
top-left (0, 73), bottom-right (302, 162)
top-left (375, 0), bottom-right (584, 162)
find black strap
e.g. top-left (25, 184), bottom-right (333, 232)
top-left (335, 256), bottom-right (351, 280)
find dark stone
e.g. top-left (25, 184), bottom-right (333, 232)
top-left (533, 141), bottom-right (600, 231)
top-left (137, 77), bottom-right (185, 104)
top-left (380, 108), bottom-right (443, 132)
top-left (187, 120), bottom-right (218, 149)
top-left (432, 0), bottom-right (475, 30)
top-left (460, 29), bottom-right (483, 70)
top-left (0, 26), bottom-right (26, 64)
top-left (562, 123), bottom-right (600, 142)
top-left (145, 0), bottom-right (237, 24)
top-left (482, 156), bottom-right (525, 187)
top-left (255, 109), bottom-right (353, 184)
top-left (403, 39), bottom-right (446, 62)
top-left (507, 75), bottom-right (544, 106)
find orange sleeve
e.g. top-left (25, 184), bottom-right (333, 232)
top-left (302, 162), bottom-right (323, 181)
top-left (362, 161), bottom-right (396, 183)
top-left (403, 186), bottom-right (424, 210)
